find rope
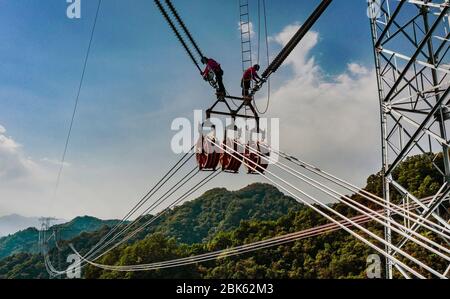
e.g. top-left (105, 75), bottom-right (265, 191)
top-left (253, 0), bottom-right (270, 114)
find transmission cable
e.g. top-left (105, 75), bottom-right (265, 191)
top-left (241, 142), bottom-right (450, 259)
top-left (74, 143), bottom-right (431, 278)
top-left (53, 0), bottom-right (102, 198)
top-left (261, 144), bottom-right (450, 237)
top-left (213, 140), bottom-right (445, 278)
top-left (84, 166), bottom-right (200, 262)
top-left (76, 143), bottom-right (433, 278)
top-left (48, 166), bottom-right (205, 275)
top-left (83, 150), bottom-right (195, 259)
top-left (46, 152), bottom-right (196, 275)
top-left (75, 197), bottom-right (434, 272)
top-left (68, 170), bottom-right (221, 270)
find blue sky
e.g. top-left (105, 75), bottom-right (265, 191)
top-left (0, 0), bottom-right (381, 219)
top-left (1, 0), bottom-right (373, 153)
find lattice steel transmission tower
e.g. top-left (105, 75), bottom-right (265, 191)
top-left (369, 0), bottom-right (450, 278)
top-left (38, 217), bottom-right (58, 278)
top-left (38, 217), bottom-right (54, 254)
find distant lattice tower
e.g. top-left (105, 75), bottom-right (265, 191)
top-left (38, 217), bottom-right (56, 255)
top-left (369, 0), bottom-right (450, 278)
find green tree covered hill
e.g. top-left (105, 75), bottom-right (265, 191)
top-left (1, 153), bottom-right (448, 279)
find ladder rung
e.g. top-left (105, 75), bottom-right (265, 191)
top-left (240, 0), bottom-right (252, 73)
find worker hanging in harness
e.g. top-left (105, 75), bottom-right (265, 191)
top-left (241, 64), bottom-right (265, 98)
top-left (201, 57), bottom-right (226, 95)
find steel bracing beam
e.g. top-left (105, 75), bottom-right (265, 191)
top-left (382, 6), bottom-right (449, 103)
top-left (370, 0), bottom-right (450, 279)
top-left (375, 0), bottom-right (408, 49)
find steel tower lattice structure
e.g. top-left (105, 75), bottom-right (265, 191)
top-left (369, 0), bottom-right (450, 278)
top-left (38, 217), bottom-right (53, 253)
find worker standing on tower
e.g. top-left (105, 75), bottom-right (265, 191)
top-left (201, 57), bottom-right (226, 95)
top-left (241, 64), bottom-right (264, 98)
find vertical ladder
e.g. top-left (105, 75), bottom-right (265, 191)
top-left (239, 0), bottom-right (253, 72)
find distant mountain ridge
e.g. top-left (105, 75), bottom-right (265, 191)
top-left (0, 214), bottom-right (65, 237)
top-left (0, 216), bottom-right (122, 259)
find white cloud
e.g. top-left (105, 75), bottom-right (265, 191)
top-left (260, 24), bottom-right (380, 186)
top-left (0, 125), bottom-right (57, 216)
top-left (0, 126), bottom-right (35, 181)
top-left (270, 23), bottom-right (320, 79)
top-left (238, 21), bottom-right (255, 38)
top-left (348, 63), bottom-right (369, 75)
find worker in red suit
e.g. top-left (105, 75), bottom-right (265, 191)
top-left (241, 64), bottom-right (264, 97)
top-left (201, 57), bottom-right (226, 94)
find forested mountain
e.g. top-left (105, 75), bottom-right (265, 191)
top-left (0, 153), bottom-right (448, 279)
top-left (0, 253), bottom-right (47, 279)
top-left (141, 183), bottom-right (300, 244)
top-left (0, 216), bottom-right (121, 259)
top-left (85, 207), bottom-right (370, 279)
